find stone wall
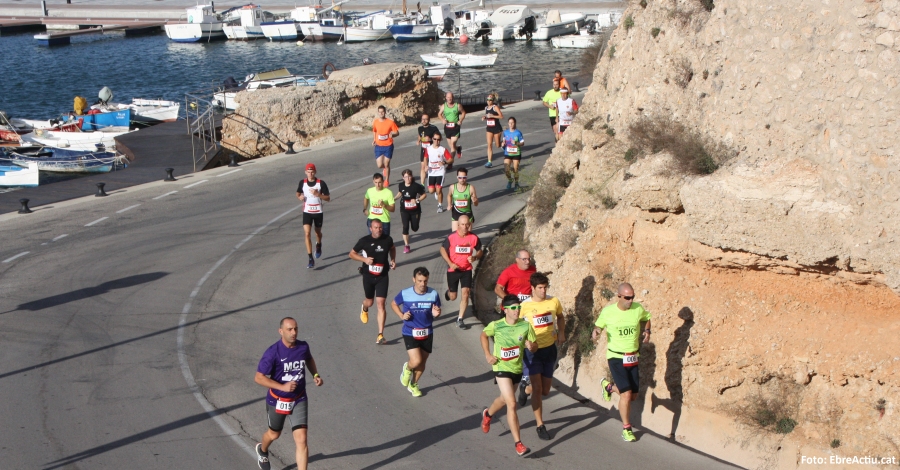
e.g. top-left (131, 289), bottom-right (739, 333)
top-left (525, 1), bottom-right (899, 467)
top-left (220, 63), bottom-right (443, 158)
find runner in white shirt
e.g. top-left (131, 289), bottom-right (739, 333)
top-left (296, 163), bottom-right (331, 269)
top-left (555, 88), bottom-right (579, 135)
top-left (425, 132), bottom-right (452, 213)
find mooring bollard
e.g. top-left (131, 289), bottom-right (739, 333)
top-left (95, 182), bottom-right (108, 197)
top-left (164, 168), bottom-right (176, 181)
top-left (285, 141), bottom-right (296, 154)
top-left (228, 154), bottom-right (239, 167)
top-left (534, 90), bottom-right (542, 101)
top-left (573, 82), bottom-right (580, 92)
top-left (18, 199), bottom-right (33, 214)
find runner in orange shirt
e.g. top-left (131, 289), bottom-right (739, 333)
top-left (372, 105), bottom-right (400, 186)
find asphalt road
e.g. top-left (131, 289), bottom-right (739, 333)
top-left (0, 95), bottom-right (737, 469)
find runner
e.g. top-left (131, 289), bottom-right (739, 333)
top-left (425, 132), bottom-right (452, 213)
top-left (501, 117), bottom-right (524, 190)
top-left (480, 295), bottom-right (537, 457)
top-left (438, 92), bottom-right (466, 168)
top-left (449, 167), bottom-right (478, 232)
top-left (542, 79), bottom-right (562, 141)
top-left (296, 163), bottom-right (330, 269)
top-left (391, 266), bottom-right (441, 397)
top-left (482, 94), bottom-right (504, 168)
top-left (439, 214), bottom-right (482, 329)
top-left (494, 249), bottom-right (536, 302)
top-left (372, 105), bottom-right (400, 185)
top-left (555, 88), bottom-right (579, 136)
top-left (395, 169), bottom-right (428, 253)
top-left (554, 70), bottom-right (571, 93)
top-left (254, 317), bottom-right (324, 470)
top-left (364, 173), bottom-right (396, 237)
top-left (349, 219), bottom-right (397, 344)
top-left (592, 282), bottom-right (652, 442)
top-left (516, 272), bottom-right (566, 440)
top-left (417, 114), bottom-right (440, 183)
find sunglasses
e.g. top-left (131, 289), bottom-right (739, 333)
top-left (505, 305), bottom-right (521, 310)
top-left (619, 295), bottom-right (635, 301)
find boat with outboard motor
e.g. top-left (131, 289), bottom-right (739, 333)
top-left (261, 0), bottom-right (350, 41)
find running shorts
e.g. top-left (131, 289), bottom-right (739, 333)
top-left (302, 212), bottom-right (323, 227)
top-left (549, 116), bottom-right (557, 127)
top-left (523, 344), bottom-right (557, 378)
top-left (446, 269), bottom-right (473, 293)
top-left (362, 273), bottom-right (389, 299)
top-left (374, 144), bottom-right (394, 159)
top-left (451, 207), bottom-right (474, 222)
top-left (504, 153), bottom-right (522, 161)
top-left (558, 125), bottom-right (569, 134)
top-left (494, 371), bottom-right (523, 385)
top-left (420, 146), bottom-right (427, 162)
top-left (444, 123), bottom-right (461, 138)
top-left (266, 399), bottom-right (308, 432)
top-left (400, 210), bottom-right (421, 235)
top-left (607, 358), bottom-right (640, 394)
top-left (428, 175), bottom-right (444, 189)
top-left (486, 125), bottom-right (503, 135)
top-left (403, 334), bottom-right (434, 353)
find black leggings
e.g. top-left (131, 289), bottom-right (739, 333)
top-left (400, 210), bottom-right (421, 235)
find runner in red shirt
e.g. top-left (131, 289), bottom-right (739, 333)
top-left (439, 214), bottom-right (483, 329)
top-left (494, 249), bottom-right (537, 302)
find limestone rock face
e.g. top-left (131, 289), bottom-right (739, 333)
top-left (221, 63), bottom-right (443, 157)
top-left (521, 0), bottom-right (900, 466)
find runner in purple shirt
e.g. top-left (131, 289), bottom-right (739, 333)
top-left (254, 317), bottom-right (323, 470)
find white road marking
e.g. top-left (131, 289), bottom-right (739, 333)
top-left (3, 252), bottom-right (29, 263)
top-left (52, 234), bottom-right (69, 242)
top-left (116, 204), bottom-right (141, 214)
top-left (153, 191), bottom-right (177, 200)
top-left (84, 217), bottom-right (109, 227)
top-left (216, 169), bottom-right (242, 177)
top-left (184, 180), bottom-right (208, 189)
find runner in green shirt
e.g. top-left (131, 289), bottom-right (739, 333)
top-left (480, 295), bottom-right (537, 457)
top-left (592, 282), bottom-right (652, 442)
top-left (363, 173), bottom-right (396, 237)
top-left (542, 79), bottom-right (563, 142)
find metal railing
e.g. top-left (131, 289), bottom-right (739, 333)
top-left (183, 92), bottom-right (220, 172)
top-left (442, 65), bottom-right (528, 106)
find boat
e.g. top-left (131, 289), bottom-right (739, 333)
top-left (263, 1), bottom-right (350, 41)
top-left (9, 108), bottom-right (130, 133)
top-left (388, 22), bottom-right (437, 41)
top-left (2, 147), bottom-right (123, 173)
top-left (222, 4), bottom-right (273, 40)
top-left (435, 1), bottom-right (492, 40)
top-left (425, 65), bottom-right (450, 81)
top-left (164, 5), bottom-right (227, 43)
top-left (212, 68), bottom-right (325, 110)
top-left (420, 52), bottom-right (497, 68)
top-left (342, 11), bottom-right (395, 42)
top-left (0, 162), bottom-right (38, 186)
top-left (551, 30), bottom-right (597, 49)
top-left (478, 5), bottom-right (535, 41)
top-left (513, 10), bottom-right (585, 41)
top-left (20, 128), bottom-right (133, 151)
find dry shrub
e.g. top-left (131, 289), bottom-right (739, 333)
top-left (628, 115), bottom-right (733, 174)
top-left (529, 170), bottom-right (569, 225)
top-left (732, 376), bottom-right (803, 435)
top-left (580, 28), bottom-right (613, 76)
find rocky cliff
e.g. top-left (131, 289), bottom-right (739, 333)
top-left (526, 0), bottom-right (899, 467)
top-left (220, 63), bottom-right (443, 157)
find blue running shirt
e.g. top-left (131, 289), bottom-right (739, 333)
top-left (502, 129), bottom-right (524, 156)
top-left (394, 287), bottom-right (441, 338)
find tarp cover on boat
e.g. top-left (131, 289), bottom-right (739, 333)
top-left (486, 5), bottom-right (535, 26)
top-left (251, 68), bottom-right (293, 81)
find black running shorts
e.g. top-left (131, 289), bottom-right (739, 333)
top-left (608, 358), bottom-right (640, 394)
top-left (403, 334), bottom-right (434, 353)
top-left (446, 270), bottom-right (473, 293)
top-left (549, 116), bottom-right (557, 127)
top-left (444, 123), bottom-right (461, 138)
top-left (558, 124), bottom-right (569, 134)
top-left (494, 371), bottom-right (523, 385)
top-left (362, 273), bottom-right (389, 299)
top-left (451, 208), bottom-right (474, 222)
top-left (302, 213), bottom-right (323, 227)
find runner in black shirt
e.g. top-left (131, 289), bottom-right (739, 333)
top-left (349, 220), bottom-right (396, 345)
top-left (394, 169), bottom-right (428, 254)
top-left (417, 114), bottom-right (440, 183)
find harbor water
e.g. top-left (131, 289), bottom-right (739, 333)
top-left (0, 30), bottom-right (589, 120)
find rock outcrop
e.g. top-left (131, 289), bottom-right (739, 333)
top-left (525, 1), bottom-right (899, 467)
top-left (221, 63), bottom-right (443, 157)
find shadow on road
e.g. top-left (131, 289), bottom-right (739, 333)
top-left (7, 272), bottom-right (169, 313)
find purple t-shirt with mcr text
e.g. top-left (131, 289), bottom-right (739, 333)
top-left (257, 340), bottom-right (312, 406)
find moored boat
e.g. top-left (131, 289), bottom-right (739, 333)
top-left (421, 52), bottom-right (497, 67)
top-left (20, 128), bottom-right (133, 151)
top-left (212, 68), bottom-right (325, 110)
top-left (164, 5), bottom-right (227, 43)
top-left (513, 10), bottom-right (585, 40)
top-left (222, 4), bottom-right (273, 40)
top-left (0, 162), bottom-right (38, 186)
top-left (2, 147), bottom-right (123, 173)
top-left (551, 31), bottom-right (597, 49)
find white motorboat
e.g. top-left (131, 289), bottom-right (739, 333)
top-left (513, 10), bottom-right (585, 40)
top-left (435, 2), bottom-right (491, 40)
top-left (164, 5), bottom-right (226, 43)
top-left (212, 68), bottom-right (325, 110)
top-left (425, 65), bottom-right (450, 81)
top-left (343, 11), bottom-right (395, 42)
top-left (478, 5), bottom-right (535, 41)
top-left (388, 2), bottom-right (442, 42)
top-left (263, 1), bottom-right (349, 41)
top-left (0, 162), bottom-right (38, 187)
top-left (222, 4), bottom-right (273, 40)
top-left (92, 99), bottom-right (180, 124)
top-left (421, 52), bottom-right (497, 68)
top-left (20, 128), bottom-right (133, 151)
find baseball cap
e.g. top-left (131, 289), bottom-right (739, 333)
top-left (305, 163), bottom-right (316, 171)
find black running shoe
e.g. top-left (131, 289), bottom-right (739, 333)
top-left (444, 289), bottom-right (450, 301)
top-left (536, 425), bottom-right (551, 441)
top-left (516, 379), bottom-right (528, 407)
top-left (256, 443), bottom-right (271, 470)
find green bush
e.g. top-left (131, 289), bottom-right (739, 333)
top-left (651, 27), bottom-right (661, 38)
top-left (601, 195), bottom-right (618, 209)
top-left (606, 127), bottom-right (616, 137)
top-left (640, 0), bottom-right (648, 8)
top-left (624, 148), bottom-right (636, 162)
top-left (830, 439), bottom-right (841, 448)
top-left (608, 45), bottom-right (616, 58)
top-left (555, 170), bottom-right (574, 188)
top-left (700, 0), bottom-right (715, 12)
top-left (775, 418), bottom-right (797, 434)
top-left (624, 15), bottom-right (634, 30)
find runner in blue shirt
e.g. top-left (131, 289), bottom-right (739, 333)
top-left (254, 317), bottom-right (323, 470)
top-left (391, 266), bottom-right (442, 397)
top-left (502, 117), bottom-right (525, 190)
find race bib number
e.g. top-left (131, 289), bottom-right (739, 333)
top-left (445, 122), bottom-right (456, 128)
top-left (506, 146), bottom-right (518, 153)
top-left (532, 313), bottom-right (554, 328)
top-left (517, 294), bottom-right (531, 302)
top-left (305, 203), bottom-right (321, 213)
top-left (500, 346), bottom-right (520, 361)
top-left (486, 119), bottom-right (496, 127)
top-left (370, 206), bottom-right (384, 215)
top-left (422, 142), bottom-right (430, 148)
top-left (454, 245), bottom-right (472, 254)
top-left (454, 199), bottom-right (468, 208)
top-left (429, 162), bottom-right (443, 170)
top-left (377, 134), bottom-right (389, 141)
top-left (275, 398), bottom-right (295, 415)
top-left (412, 327), bottom-right (430, 339)
top-left (404, 199), bottom-right (418, 210)
top-left (368, 263), bottom-right (384, 275)
top-left (623, 352), bottom-right (639, 368)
